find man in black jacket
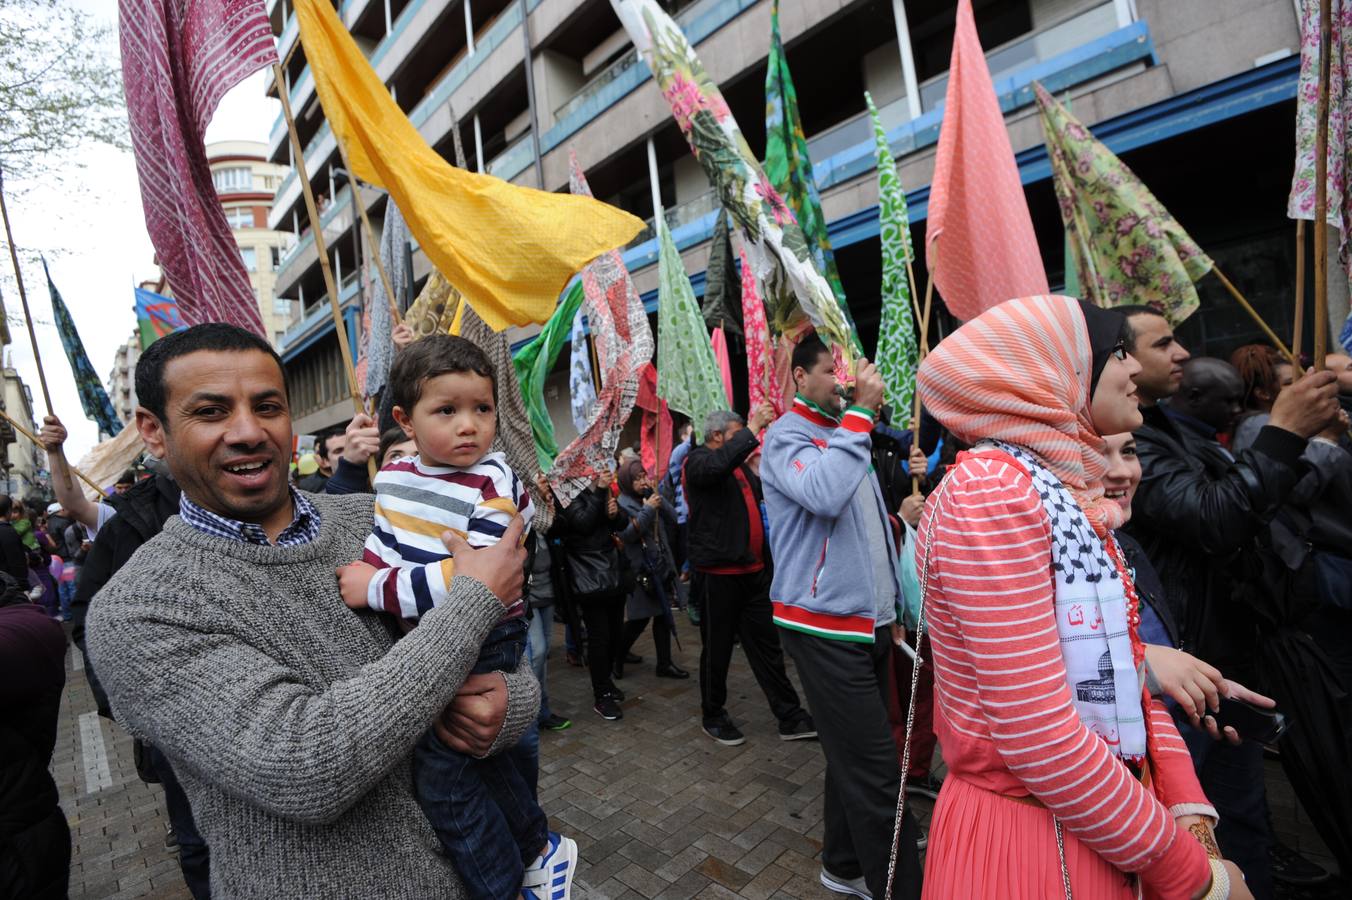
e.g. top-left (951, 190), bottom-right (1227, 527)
top-left (1124, 308), bottom-right (1339, 895)
top-left (684, 407), bottom-right (813, 747)
top-left (69, 466), bottom-right (212, 900)
top-left (0, 495), bottom-right (28, 586)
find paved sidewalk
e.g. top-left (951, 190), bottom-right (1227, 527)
top-left (55, 617), bottom-right (1340, 898)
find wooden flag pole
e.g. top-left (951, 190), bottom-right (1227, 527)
top-left (334, 141), bottom-right (401, 324)
top-left (1313, 0), bottom-right (1333, 369)
top-left (273, 63), bottom-right (377, 483)
top-left (1294, 219), bottom-right (1307, 367)
top-left (910, 273), bottom-right (935, 497)
top-left (0, 408), bottom-right (103, 495)
top-left (0, 166), bottom-right (74, 492)
top-left (0, 169), bottom-right (55, 416)
top-left (904, 259), bottom-right (928, 354)
top-left (1210, 268), bottom-right (1297, 365)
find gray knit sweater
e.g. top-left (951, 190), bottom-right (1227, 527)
top-left (86, 492), bottom-right (539, 899)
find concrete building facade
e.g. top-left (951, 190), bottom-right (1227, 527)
top-left (263, 0), bottom-right (1325, 439)
top-left (208, 140), bottom-right (297, 348)
top-left (1, 361), bottom-right (43, 499)
top-left (107, 333), bottom-right (142, 426)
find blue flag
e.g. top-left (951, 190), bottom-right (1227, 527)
top-left (44, 259), bottom-right (123, 436)
top-left (134, 287), bottom-right (186, 350)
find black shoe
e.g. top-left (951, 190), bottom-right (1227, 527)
top-left (778, 715), bottom-right (817, 741)
top-left (655, 663), bottom-right (689, 679)
top-left (1269, 840), bottom-right (1331, 885)
top-left (624, 652), bottom-right (642, 664)
top-left (904, 772), bottom-right (945, 800)
top-left (703, 714), bottom-right (746, 746)
top-left (593, 697), bottom-right (623, 721)
top-left (540, 714), bottom-right (572, 731)
top-left (604, 686), bottom-right (625, 702)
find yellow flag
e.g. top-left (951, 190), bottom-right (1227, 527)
top-left (293, 0), bottom-right (643, 330)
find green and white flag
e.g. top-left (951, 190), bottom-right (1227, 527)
top-left (867, 93), bottom-right (919, 414)
top-left (657, 218), bottom-right (728, 440)
top-left (763, 0), bottom-right (858, 352)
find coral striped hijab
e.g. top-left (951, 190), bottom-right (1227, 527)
top-left (917, 295), bottom-right (1125, 532)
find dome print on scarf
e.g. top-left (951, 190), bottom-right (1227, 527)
top-left (916, 294), bottom-right (1125, 533)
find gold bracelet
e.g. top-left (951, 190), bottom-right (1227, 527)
top-left (1188, 822), bottom-right (1223, 860)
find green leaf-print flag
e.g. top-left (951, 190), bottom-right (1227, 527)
top-left (611, 0), bottom-right (856, 366)
top-left (1035, 82), bottom-right (1212, 326)
top-left (512, 280), bottom-right (586, 472)
top-left (657, 218), bottom-right (728, 440)
top-left (866, 93), bottom-right (919, 414)
top-left (764, 0), bottom-right (859, 353)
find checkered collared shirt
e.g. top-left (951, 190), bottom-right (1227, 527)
top-left (178, 488), bottom-right (322, 547)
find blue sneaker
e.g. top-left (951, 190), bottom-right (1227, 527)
top-left (522, 832), bottom-right (577, 900)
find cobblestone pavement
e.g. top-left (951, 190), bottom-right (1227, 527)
top-left (55, 618), bottom-right (1341, 899)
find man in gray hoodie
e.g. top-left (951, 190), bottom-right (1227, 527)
top-left (87, 324), bottom-right (537, 899)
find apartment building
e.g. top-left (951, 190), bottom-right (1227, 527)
top-left (208, 140), bottom-right (298, 347)
top-left (1, 362), bottom-right (43, 499)
top-left (106, 333), bottom-right (142, 426)
top-left (265, 0), bottom-right (1328, 438)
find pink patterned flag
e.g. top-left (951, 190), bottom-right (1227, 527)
top-left (739, 247), bottom-right (781, 415)
top-left (926, 0), bottom-right (1048, 320)
top-left (548, 153), bottom-right (655, 507)
top-left (710, 325), bottom-right (735, 408)
top-left (120, 0), bottom-right (274, 334)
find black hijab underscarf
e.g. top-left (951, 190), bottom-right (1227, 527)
top-left (1078, 299), bottom-right (1129, 397)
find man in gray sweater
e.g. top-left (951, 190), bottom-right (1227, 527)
top-left (86, 324), bottom-right (539, 899)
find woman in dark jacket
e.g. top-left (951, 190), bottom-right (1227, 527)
top-left (614, 461), bottom-right (688, 681)
top-left (551, 470), bottom-right (629, 721)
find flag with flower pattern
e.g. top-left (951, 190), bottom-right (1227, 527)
top-left (764, 0), bottom-right (858, 353)
top-left (657, 218), bottom-right (728, 440)
top-left (866, 92), bottom-right (919, 414)
top-left (610, 0), bottom-right (855, 367)
top-left (1035, 82), bottom-right (1212, 326)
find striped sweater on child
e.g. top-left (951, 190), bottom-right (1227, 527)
top-left (361, 450), bottom-right (534, 622)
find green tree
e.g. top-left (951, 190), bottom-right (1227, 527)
top-left (0, 0), bottom-right (127, 179)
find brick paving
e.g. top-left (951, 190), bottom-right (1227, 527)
top-left (55, 618), bottom-right (1342, 899)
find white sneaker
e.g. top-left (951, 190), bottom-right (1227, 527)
top-left (820, 867), bottom-right (870, 899)
top-left (522, 832), bottom-right (577, 900)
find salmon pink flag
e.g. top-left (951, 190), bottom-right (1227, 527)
top-left (926, 0), bottom-right (1048, 320)
top-left (710, 325), bottom-right (735, 408)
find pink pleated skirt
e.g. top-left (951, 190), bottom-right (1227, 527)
top-left (922, 776), bottom-right (1140, 900)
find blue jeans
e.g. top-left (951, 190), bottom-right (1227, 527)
top-left (58, 579), bottom-right (76, 621)
top-left (526, 605), bottom-right (553, 724)
top-left (148, 745), bottom-right (210, 900)
top-left (1181, 723), bottom-right (1273, 899)
top-left (413, 618), bottom-right (548, 900)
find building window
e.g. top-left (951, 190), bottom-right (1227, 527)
top-left (241, 248), bottom-right (257, 272)
top-left (225, 207), bottom-right (253, 229)
top-left (273, 297), bottom-right (291, 316)
top-left (213, 166), bottom-right (252, 192)
top-left (271, 246), bottom-right (281, 270)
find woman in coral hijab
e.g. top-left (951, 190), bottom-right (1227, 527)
top-left (914, 296), bottom-right (1250, 900)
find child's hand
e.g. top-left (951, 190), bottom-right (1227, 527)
top-left (337, 562), bottom-right (378, 609)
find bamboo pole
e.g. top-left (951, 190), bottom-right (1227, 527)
top-left (1294, 219), bottom-right (1307, 368)
top-left (334, 142), bottom-right (401, 324)
top-left (0, 408), bottom-right (103, 495)
top-left (1313, 0), bottom-right (1333, 369)
top-left (273, 63), bottom-right (376, 483)
top-left (1211, 268), bottom-right (1296, 365)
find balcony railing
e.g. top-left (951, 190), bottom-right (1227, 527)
top-left (487, 131), bottom-right (535, 182)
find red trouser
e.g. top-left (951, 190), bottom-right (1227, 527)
top-left (886, 636), bottom-right (936, 778)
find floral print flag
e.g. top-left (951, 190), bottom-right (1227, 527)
top-left (1035, 82), bottom-right (1212, 326)
top-left (866, 92), bottom-right (919, 415)
top-left (764, 0), bottom-right (859, 353)
top-left (740, 246), bottom-right (783, 417)
top-left (1288, 0), bottom-right (1352, 278)
top-left (611, 0), bottom-right (855, 366)
top-left (657, 218), bottom-right (729, 440)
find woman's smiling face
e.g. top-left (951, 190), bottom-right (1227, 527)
top-left (1102, 432), bottom-right (1141, 521)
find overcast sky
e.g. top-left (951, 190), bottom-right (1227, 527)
top-left (1, 0), bottom-right (278, 462)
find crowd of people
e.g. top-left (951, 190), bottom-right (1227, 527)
top-left (1, 298), bottom-right (1350, 900)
